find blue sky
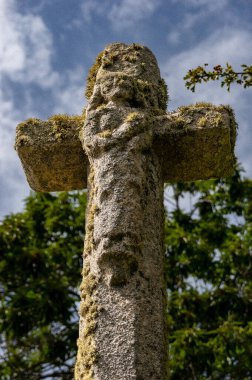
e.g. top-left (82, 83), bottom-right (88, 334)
top-left (1, 0), bottom-right (252, 219)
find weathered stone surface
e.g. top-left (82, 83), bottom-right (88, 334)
top-left (75, 43), bottom-right (168, 380)
top-left (15, 115), bottom-right (87, 191)
top-left (154, 103), bottom-right (237, 181)
top-left (15, 104), bottom-right (236, 192)
top-left (15, 41), bottom-right (238, 380)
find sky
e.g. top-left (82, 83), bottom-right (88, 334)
top-left (1, 0), bottom-right (252, 220)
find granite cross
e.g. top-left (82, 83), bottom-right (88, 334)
top-left (15, 43), bottom-right (236, 380)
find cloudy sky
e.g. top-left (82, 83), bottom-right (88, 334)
top-left (1, 0), bottom-right (252, 219)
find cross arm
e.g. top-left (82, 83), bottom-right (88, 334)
top-left (15, 114), bottom-right (88, 192)
top-left (153, 103), bottom-right (237, 182)
top-left (15, 104), bottom-right (237, 191)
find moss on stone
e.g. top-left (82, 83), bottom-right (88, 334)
top-left (218, 105), bottom-right (238, 152)
top-left (85, 51), bottom-right (104, 100)
top-left (48, 114), bottom-right (85, 140)
top-left (158, 78), bottom-right (168, 111)
top-left (173, 116), bottom-right (186, 130)
top-left (85, 43), bottom-right (168, 112)
top-left (123, 54), bottom-right (137, 63)
top-left (162, 249), bottom-right (169, 380)
top-left (15, 134), bottom-right (32, 146)
top-left (176, 104), bottom-right (237, 154)
top-left (194, 102), bottom-right (213, 108)
top-left (75, 166), bottom-right (99, 380)
top-left (87, 203), bottom-right (98, 233)
top-left (123, 50), bottom-right (141, 63)
top-left (140, 62), bottom-right (146, 72)
top-left (97, 130), bottom-right (112, 138)
top-left (197, 116), bottom-right (207, 128)
top-left (18, 117), bottom-right (41, 128)
top-left (15, 118), bottom-right (43, 146)
top-left (49, 114), bottom-right (84, 128)
top-left (178, 102), bottom-right (214, 115)
top-left (15, 114), bottom-right (85, 149)
top-left (213, 114), bottom-right (223, 127)
top-left (122, 77), bottom-right (168, 110)
top-left (178, 103), bottom-right (229, 116)
top-left (84, 238), bottom-right (93, 259)
top-left (82, 262), bottom-right (91, 277)
top-left (84, 168), bottom-right (96, 258)
top-left (96, 103), bottom-right (107, 110)
top-left (125, 112), bottom-right (140, 123)
top-left (132, 43), bottom-right (143, 50)
top-left (75, 270), bottom-right (98, 379)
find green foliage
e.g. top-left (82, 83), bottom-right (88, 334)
top-left (1, 168), bottom-right (252, 379)
top-left (0, 191), bottom-right (87, 379)
top-left (166, 167), bottom-right (252, 379)
top-left (184, 63), bottom-right (252, 92)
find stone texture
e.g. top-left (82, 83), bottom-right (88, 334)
top-left (15, 42), bottom-right (237, 380)
top-left (75, 43), bottom-right (168, 380)
top-left (15, 115), bottom-right (87, 191)
top-left (154, 103), bottom-right (237, 181)
top-left (15, 106), bottom-right (236, 191)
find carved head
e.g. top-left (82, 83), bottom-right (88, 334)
top-left (86, 43), bottom-right (168, 110)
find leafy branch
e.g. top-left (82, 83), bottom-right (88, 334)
top-left (184, 63), bottom-right (252, 92)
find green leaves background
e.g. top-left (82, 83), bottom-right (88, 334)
top-left (1, 168), bottom-right (252, 379)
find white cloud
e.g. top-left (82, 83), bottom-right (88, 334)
top-left (166, 31), bottom-right (181, 45)
top-left (53, 67), bottom-right (87, 115)
top-left (166, 0), bottom-right (229, 45)
top-left (0, 0), bottom-right (58, 88)
top-left (108, 0), bottom-right (161, 30)
top-left (0, 64), bottom-right (87, 219)
top-left (172, 0), bottom-right (228, 8)
top-left (162, 28), bottom-right (252, 176)
top-left (81, 0), bottom-right (161, 31)
top-left (0, 92), bottom-right (30, 219)
top-left (0, 0), bottom-right (60, 219)
top-left (81, 0), bottom-right (103, 22)
top-left (167, 11), bottom-right (202, 45)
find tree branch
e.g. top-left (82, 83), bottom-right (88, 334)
top-left (184, 63), bottom-right (252, 92)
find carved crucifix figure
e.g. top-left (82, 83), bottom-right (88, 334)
top-left (15, 43), bottom-right (236, 380)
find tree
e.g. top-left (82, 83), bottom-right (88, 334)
top-left (0, 192), bottom-right (87, 379)
top-left (184, 63), bottom-right (252, 92)
top-left (1, 168), bottom-right (252, 379)
top-left (166, 167), bottom-right (252, 379)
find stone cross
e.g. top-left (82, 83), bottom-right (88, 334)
top-left (15, 43), bottom-right (236, 380)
